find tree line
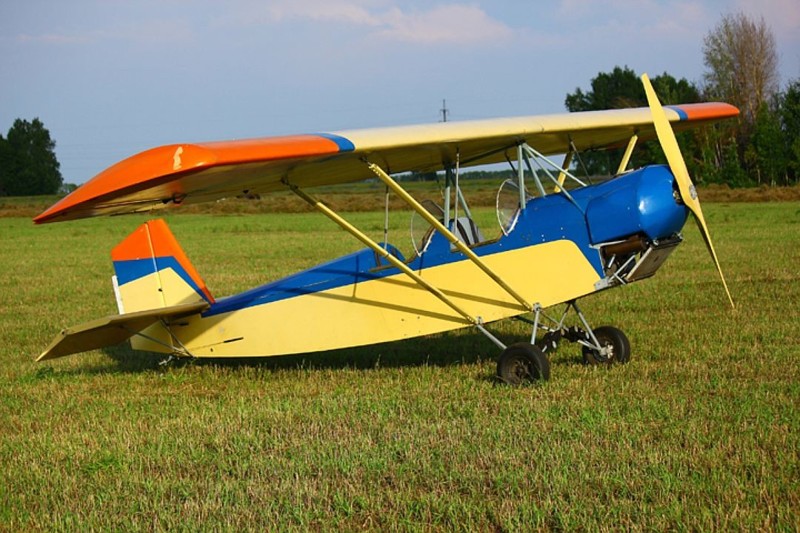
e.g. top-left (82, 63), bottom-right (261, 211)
top-left (0, 118), bottom-right (63, 196)
top-left (566, 13), bottom-right (799, 186)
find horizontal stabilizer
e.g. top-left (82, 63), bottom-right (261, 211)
top-left (37, 301), bottom-right (209, 362)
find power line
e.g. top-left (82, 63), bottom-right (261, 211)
top-left (440, 99), bottom-right (449, 122)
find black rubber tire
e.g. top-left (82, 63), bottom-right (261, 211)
top-left (497, 343), bottom-right (550, 385)
top-left (582, 326), bottom-right (631, 365)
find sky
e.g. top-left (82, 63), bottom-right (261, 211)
top-left (1, 0), bottom-right (799, 185)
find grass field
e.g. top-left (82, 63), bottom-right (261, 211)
top-left (1, 200), bottom-right (799, 530)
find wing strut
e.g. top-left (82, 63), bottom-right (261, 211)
top-left (554, 150), bottom-right (575, 193)
top-left (367, 162), bottom-right (532, 313)
top-left (616, 134), bottom-right (638, 175)
top-left (285, 182), bottom-right (465, 319)
top-left (284, 180), bottom-right (507, 349)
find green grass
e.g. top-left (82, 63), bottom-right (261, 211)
top-left (1, 202), bottom-right (799, 530)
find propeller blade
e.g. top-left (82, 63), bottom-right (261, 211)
top-left (641, 73), bottom-right (734, 308)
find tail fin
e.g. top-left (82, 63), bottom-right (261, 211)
top-left (111, 219), bottom-right (214, 314)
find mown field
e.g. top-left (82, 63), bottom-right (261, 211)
top-left (1, 199), bottom-right (799, 530)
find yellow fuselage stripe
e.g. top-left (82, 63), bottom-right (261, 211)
top-left (137, 239), bottom-right (601, 357)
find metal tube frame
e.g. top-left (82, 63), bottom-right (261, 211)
top-left (521, 144), bottom-right (584, 214)
top-left (571, 300), bottom-right (603, 351)
top-left (443, 167), bottom-right (452, 228)
top-left (521, 148), bottom-right (546, 198)
top-left (383, 184), bottom-right (390, 250)
top-left (447, 153), bottom-right (473, 220)
top-left (285, 181), bottom-right (479, 326)
top-left (367, 162), bottom-right (532, 313)
top-left (522, 144), bottom-right (588, 189)
top-left (522, 300), bottom-right (605, 353)
top-left (569, 138), bottom-right (593, 184)
top-left (517, 145), bottom-right (527, 210)
top-left (607, 253), bottom-right (638, 286)
top-left (121, 322), bottom-right (195, 358)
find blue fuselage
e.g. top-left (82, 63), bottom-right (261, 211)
top-left (580, 164), bottom-right (688, 244)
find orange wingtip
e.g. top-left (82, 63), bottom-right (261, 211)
top-left (668, 102), bottom-right (740, 121)
top-left (34, 134), bottom-right (350, 224)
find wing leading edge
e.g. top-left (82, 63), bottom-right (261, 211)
top-left (35, 102), bottom-right (738, 224)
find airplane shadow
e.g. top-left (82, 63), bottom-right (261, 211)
top-left (95, 329), bottom-right (586, 381)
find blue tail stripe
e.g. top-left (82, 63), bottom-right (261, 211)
top-left (114, 257), bottom-right (208, 301)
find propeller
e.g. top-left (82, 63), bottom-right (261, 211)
top-left (641, 73), bottom-right (735, 308)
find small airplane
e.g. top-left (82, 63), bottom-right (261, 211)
top-left (35, 75), bottom-right (737, 384)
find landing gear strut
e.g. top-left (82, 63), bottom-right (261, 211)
top-left (582, 325), bottom-right (630, 365)
top-left (497, 300), bottom-right (631, 385)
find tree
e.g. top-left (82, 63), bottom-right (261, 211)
top-left (692, 117), bottom-right (744, 185)
top-left (408, 170), bottom-right (438, 182)
top-left (701, 13), bottom-right (781, 186)
top-left (59, 182), bottom-right (79, 195)
top-left (565, 66), bottom-right (701, 176)
top-left (0, 135), bottom-right (11, 196)
top-left (565, 66), bottom-right (643, 113)
top-left (702, 13), bottom-right (779, 134)
top-left (0, 118), bottom-right (63, 196)
top-left (781, 80), bottom-right (800, 182)
top-left (746, 101), bottom-right (787, 185)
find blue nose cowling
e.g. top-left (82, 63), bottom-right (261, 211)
top-left (581, 165), bottom-right (689, 244)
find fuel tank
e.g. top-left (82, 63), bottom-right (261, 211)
top-left (580, 165), bottom-right (688, 244)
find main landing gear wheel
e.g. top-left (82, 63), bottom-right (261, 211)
top-left (497, 343), bottom-right (550, 385)
top-left (582, 326), bottom-right (631, 365)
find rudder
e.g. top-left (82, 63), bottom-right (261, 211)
top-left (111, 219), bottom-right (214, 314)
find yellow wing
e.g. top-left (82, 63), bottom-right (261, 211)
top-left (35, 103), bottom-right (737, 224)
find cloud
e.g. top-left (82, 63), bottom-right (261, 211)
top-left (734, 0), bottom-right (800, 40)
top-left (266, 0), bottom-right (382, 26)
top-left (15, 18), bottom-right (195, 48)
top-left (376, 4), bottom-right (514, 44)
top-left (555, 0), bottom-right (711, 37)
top-left (554, 0), bottom-right (798, 47)
top-left (16, 33), bottom-right (92, 45)
top-left (235, 1), bottom-right (514, 45)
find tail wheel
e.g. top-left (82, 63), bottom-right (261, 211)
top-left (582, 326), bottom-right (631, 365)
top-left (497, 343), bottom-right (550, 385)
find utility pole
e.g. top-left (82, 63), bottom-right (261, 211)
top-left (440, 99), bottom-right (449, 122)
